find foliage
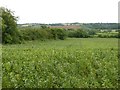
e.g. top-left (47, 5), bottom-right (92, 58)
top-left (67, 28), bottom-right (119, 38)
top-left (68, 29), bottom-right (89, 38)
top-left (97, 32), bottom-right (119, 38)
top-left (19, 27), bottom-right (67, 41)
top-left (20, 28), bottom-right (50, 41)
top-left (2, 38), bottom-right (118, 88)
top-left (50, 28), bottom-right (67, 40)
top-left (0, 7), bottom-right (21, 44)
top-left (82, 23), bottom-right (118, 30)
top-left (87, 29), bottom-right (96, 35)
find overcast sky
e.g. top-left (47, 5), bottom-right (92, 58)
top-left (0, 0), bottom-right (119, 24)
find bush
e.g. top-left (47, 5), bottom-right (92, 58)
top-left (20, 28), bottom-right (49, 41)
top-left (19, 27), bottom-right (67, 41)
top-left (97, 34), bottom-right (119, 38)
top-left (68, 29), bottom-right (89, 38)
top-left (50, 28), bottom-right (67, 40)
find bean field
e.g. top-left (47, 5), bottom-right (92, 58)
top-left (2, 38), bottom-right (118, 88)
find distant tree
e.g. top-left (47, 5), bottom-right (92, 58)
top-left (88, 29), bottom-right (96, 35)
top-left (41, 25), bottom-right (48, 29)
top-left (75, 29), bottom-right (89, 38)
top-left (0, 7), bottom-right (21, 44)
top-left (56, 28), bottom-right (67, 40)
top-left (50, 28), bottom-right (67, 40)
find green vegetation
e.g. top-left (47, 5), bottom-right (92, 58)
top-left (67, 28), bottom-right (119, 38)
top-left (81, 23), bottom-right (118, 29)
top-left (0, 7), bottom-right (22, 44)
top-left (2, 38), bottom-right (118, 88)
top-left (68, 29), bottom-right (89, 38)
top-left (19, 27), bottom-right (67, 41)
top-left (19, 26), bottom-right (119, 43)
top-left (96, 31), bottom-right (119, 38)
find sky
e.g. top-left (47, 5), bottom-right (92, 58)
top-left (0, 0), bottom-right (119, 24)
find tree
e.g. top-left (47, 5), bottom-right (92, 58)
top-left (75, 29), bottom-right (89, 38)
top-left (50, 28), bottom-right (67, 40)
top-left (0, 7), bottom-right (21, 44)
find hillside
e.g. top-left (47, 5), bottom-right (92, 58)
top-left (18, 23), bottom-right (119, 30)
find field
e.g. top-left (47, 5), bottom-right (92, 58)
top-left (2, 38), bottom-right (118, 88)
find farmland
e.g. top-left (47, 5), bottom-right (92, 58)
top-left (2, 38), bottom-right (118, 88)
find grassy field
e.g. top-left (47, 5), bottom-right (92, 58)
top-left (2, 38), bottom-right (118, 88)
